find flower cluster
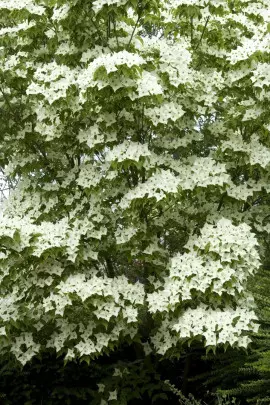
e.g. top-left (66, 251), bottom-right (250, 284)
top-left (106, 141), bottom-right (151, 163)
top-left (0, 0), bottom-right (45, 14)
top-left (144, 102), bottom-right (185, 126)
top-left (119, 170), bottom-right (180, 209)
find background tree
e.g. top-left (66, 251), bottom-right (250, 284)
top-left (194, 264), bottom-right (270, 405)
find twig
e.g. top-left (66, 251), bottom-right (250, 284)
top-left (127, 5), bottom-right (146, 50)
top-left (194, 16), bottom-right (210, 51)
top-left (217, 191), bottom-right (226, 211)
top-left (190, 17), bottom-right (193, 43)
top-left (0, 85), bottom-right (19, 121)
top-left (112, 15), bottom-right (120, 50)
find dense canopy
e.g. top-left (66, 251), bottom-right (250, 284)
top-left (0, 0), bottom-right (270, 402)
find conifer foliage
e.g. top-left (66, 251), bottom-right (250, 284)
top-left (0, 0), bottom-right (270, 401)
top-left (201, 265), bottom-right (270, 404)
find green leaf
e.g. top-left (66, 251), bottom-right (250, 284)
top-left (152, 393), bottom-right (168, 403)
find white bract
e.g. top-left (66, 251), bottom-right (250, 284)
top-left (159, 39), bottom-right (192, 86)
top-left (119, 170), bottom-right (180, 209)
top-left (77, 50), bottom-right (145, 93)
top-left (0, 0), bottom-right (45, 14)
top-left (106, 141), bottom-right (151, 163)
top-left (144, 102), bottom-right (185, 126)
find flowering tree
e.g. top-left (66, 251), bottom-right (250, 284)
top-left (0, 0), bottom-right (270, 401)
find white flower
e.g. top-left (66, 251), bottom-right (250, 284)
top-left (108, 390), bottom-right (117, 401)
top-left (97, 383), bottom-right (105, 393)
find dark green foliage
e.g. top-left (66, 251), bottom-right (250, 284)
top-left (0, 352), bottom-right (98, 405)
top-left (191, 264), bottom-right (270, 405)
top-left (0, 345), bottom-right (181, 405)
